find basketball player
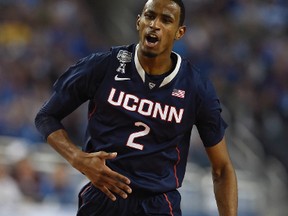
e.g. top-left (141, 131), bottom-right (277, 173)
top-left (35, 0), bottom-right (238, 215)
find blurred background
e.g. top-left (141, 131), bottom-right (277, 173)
top-left (0, 0), bottom-right (288, 215)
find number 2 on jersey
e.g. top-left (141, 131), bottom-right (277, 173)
top-left (126, 122), bottom-right (150, 150)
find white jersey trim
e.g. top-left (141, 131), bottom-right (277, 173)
top-left (134, 44), bottom-right (182, 88)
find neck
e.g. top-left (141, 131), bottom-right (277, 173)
top-left (136, 47), bottom-right (173, 75)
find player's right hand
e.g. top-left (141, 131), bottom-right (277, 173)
top-left (72, 151), bottom-right (132, 201)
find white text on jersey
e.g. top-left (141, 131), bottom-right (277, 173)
top-left (107, 88), bottom-right (184, 123)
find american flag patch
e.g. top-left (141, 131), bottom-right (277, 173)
top-left (172, 89), bottom-right (185, 98)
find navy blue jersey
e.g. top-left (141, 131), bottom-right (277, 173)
top-left (35, 44), bottom-right (227, 195)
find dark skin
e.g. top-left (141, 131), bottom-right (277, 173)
top-left (46, 0), bottom-right (238, 215)
top-left (206, 138), bottom-right (238, 216)
top-left (136, 0), bottom-right (186, 75)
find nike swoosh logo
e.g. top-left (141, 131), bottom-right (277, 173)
top-left (114, 74), bottom-right (131, 81)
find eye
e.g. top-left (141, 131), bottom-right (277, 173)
top-left (144, 12), bottom-right (155, 20)
top-left (162, 16), bottom-right (173, 24)
top-left (163, 18), bottom-right (172, 24)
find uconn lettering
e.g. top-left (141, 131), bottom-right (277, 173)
top-left (107, 88), bottom-right (184, 123)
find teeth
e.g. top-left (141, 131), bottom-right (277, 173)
top-left (149, 35), bottom-right (157, 38)
top-left (147, 36), bottom-right (158, 43)
top-left (146, 34), bottom-right (158, 44)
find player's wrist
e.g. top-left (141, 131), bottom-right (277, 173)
top-left (70, 149), bottom-right (87, 170)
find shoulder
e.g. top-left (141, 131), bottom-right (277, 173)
top-left (109, 44), bottom-right (136, 60)
top-left (75, 50), bottom-right (112, 69)
top-left (75, 44), bottom-right (135, 68)
top-left (176, 54), bottom-right (217, 101)
top-left (110, 44), bottom-right (135, 53)
top-left (53, 50), bottom-right (113, 91)
top-left (176, 53), bottom-right (205, 86)
top-left (172, 51), bottom-right (199, 76)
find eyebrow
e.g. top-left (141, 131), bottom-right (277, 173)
top-left (162, 13), bottom-right (174, 21)
top-left (144, 9), bottom-right (175, 21)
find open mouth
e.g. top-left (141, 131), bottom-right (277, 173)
top-left (145, 34), bottom-right (159, 47)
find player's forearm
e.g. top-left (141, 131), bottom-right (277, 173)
top-left (213, 163), bottom-right (238, 216)
top-left (46, 129), bottom-right (84, 168)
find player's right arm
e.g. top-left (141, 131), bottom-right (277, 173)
top-left (34, 52), bottom-right (131, 201)
top-left (46, 129), bottom-right (132, 201)
top-left (34, 92), bottom-right (132, 201)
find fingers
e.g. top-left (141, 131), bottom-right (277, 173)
top-left (91, 151), bottom-right (118, 160)
top-left (87, 151), bottom-right (133, 201)
top-left (111, 171), bottom-right (133, 195)
top-left (97, 172), bottom-right (132, 200)
top-left (106, 184), bottom-right (129, 200)
top-left (94, 175), bottom-right (132, 201)
top-left (111, 170), bottom-right (131, 185)
top-left (100, 186), bottom-right (117, 201)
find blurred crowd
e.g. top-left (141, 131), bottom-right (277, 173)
top-left (0, 157), bottom-right (76, 204)
top-left (180, 0), bottom-right (288, 171)
top-left (0, 0), bottom-right (106, 144)
top-left (0, 0), bottom-right (288, 212)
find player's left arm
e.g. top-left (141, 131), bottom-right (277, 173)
top-left (205, 136), bottom-right (238, 216)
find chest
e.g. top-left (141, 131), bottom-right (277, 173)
top-left (92, 60), bottom-right (197, 129)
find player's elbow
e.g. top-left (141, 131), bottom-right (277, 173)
top-left (34, 109), bottom-right (64, 140)
top-left (211, 162), bottom-right (235, 183)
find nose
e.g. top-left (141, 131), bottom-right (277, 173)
top-left (149, 18), bottom-right (160, 29)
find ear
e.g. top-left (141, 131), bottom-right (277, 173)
top-left (136, 14), bottom-right (141, 31)
top-left (175, 26), bottom-right (186, 40)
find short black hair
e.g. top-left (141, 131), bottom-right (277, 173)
top-left (172, 0), bottom-right (185, 26)
top-left (142, 0), bottom-right (186, 26)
